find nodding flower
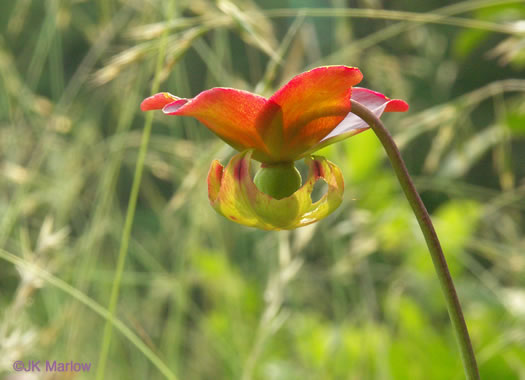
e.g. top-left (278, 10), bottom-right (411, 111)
top-left (141, 66), bottom-right (408, 230)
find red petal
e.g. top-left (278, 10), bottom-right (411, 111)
top-left (352, 88), bottom-right (409, 113)
top-left (162, 88), bottom-right (269, 155)
top-left (303, 87), bottom-right (409, 155)
top-left (140, 92), bottom-right (180, 111)
top-left (385, 98), bottom-right (409, 112)
top-left (326, 87), bottom-right (409, 140)
top-left (266, 66), bottom-right (363, 160)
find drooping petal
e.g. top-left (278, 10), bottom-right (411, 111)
top-left (207, 150), bottom-right (344, 230)
top-left (141, 69), bottom-right (409, 164)
top-left (304, 87), bottom-right (409, 155)
top-left (140, 92), bottom-right (180, 111)
top-left (258, 66), bottom-right (363, 161)
top-left (162, 88), bottom-right (272, 158)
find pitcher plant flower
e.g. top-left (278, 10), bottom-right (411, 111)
top-left (141, 66), bottom-right (482, 379)
top-left (141, 66), bottom-right (408, 230)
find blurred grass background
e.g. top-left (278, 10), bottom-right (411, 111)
top-left (1, 0), bottom-right (525, 379)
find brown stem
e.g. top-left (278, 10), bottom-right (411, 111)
top-left (350, 100), bottom-right (480, 380)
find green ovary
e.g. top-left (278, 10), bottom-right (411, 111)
top-left (254, 162), bottom-right (302, 199)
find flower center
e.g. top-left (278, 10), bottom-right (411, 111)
top-left (254, 162), bottom-right (302, 199)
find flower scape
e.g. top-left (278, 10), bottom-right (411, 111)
top-left (141, 66), bottom-right (408, 230)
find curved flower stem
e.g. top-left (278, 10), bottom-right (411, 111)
top-left (350, 100), bottom-right (480, 380)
